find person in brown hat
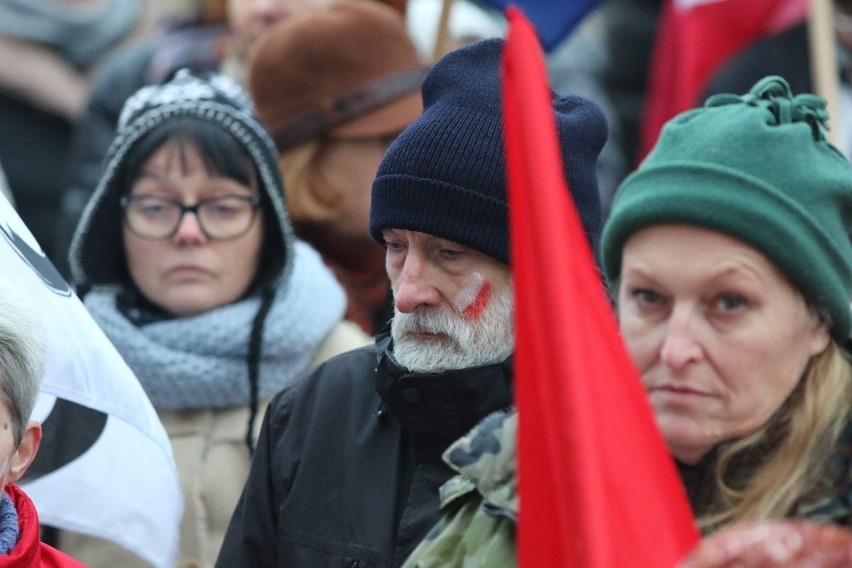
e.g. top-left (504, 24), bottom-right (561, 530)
top-left (249, 0), bottom-right (425, 335)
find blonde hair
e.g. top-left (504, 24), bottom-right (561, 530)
top-left (278, 139), bottom-right (345, 224)
top-left (699, 340), bottom-right (852, 531)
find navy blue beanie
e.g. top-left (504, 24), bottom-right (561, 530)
top-left (369, 37), bottom-right (606, 264)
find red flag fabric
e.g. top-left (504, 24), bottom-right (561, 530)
top-left (502, 7), bottom-right (700, 567)
top-left (637, 0), bottom-right (808, 162)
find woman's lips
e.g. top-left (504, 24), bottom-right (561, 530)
top-left (649, 385), bottom-right (714, 402)
top-left (167, 265), bottom-right (210, 280)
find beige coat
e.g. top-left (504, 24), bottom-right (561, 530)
top-left (57, 320), bottom-right (373, 568)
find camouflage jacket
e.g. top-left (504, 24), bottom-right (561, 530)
top-left (402, 408), bottom-right (517, 568)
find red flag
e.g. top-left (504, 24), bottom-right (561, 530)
top-left (637, 0), bottom-right (808, 162)
top-left (502, 7), bottom-right (700, 567)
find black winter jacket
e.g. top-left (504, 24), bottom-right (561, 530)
top-left (216, 334), bottom-right (513, 567)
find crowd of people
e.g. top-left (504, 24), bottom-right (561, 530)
top-left (1, 0), bottom-right (852, 567)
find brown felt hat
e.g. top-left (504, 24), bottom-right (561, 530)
top-left (248, 0), bottom-right (425, 151)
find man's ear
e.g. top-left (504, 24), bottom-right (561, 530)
top-left (7, 421), bottom-right (41, 483)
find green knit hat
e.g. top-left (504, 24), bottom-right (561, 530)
top-left (601, 76), bottom-right (852, 340)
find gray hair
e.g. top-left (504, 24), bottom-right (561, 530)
top-left (0, 286), bottom-right (46, 445)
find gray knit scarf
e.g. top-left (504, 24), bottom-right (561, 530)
top-left (0, 493), bottom-right (17, 556)
top-left (83, 242), bottom-right (346, 410)
top-left (0, 0), bottom-right (140, 68)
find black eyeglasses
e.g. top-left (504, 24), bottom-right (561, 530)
top-left (120, 195), bottom-right (262, 240)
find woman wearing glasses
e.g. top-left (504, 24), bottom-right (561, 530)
top-left (62, 70), bottom-right (371, 567)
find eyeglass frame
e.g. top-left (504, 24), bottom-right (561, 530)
top-left (120, 194), bottom-right (263, 241)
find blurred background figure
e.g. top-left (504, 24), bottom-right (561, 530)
top-left (54, 0), bottom-right (407, 279)
top-left (680, 521), bottom-right (852, 567)
top-left (0, 0), bottom-right (156, 270)
top-left (405, 0), bottom-right (504, 59)
top-left (595, 0), bottom-right (662, 186)
top-left (636, 0), bottom-right (809, 163)
top-left (59, 71), bottom-right (370, 567)
top-left (248, 0), bottom-right (425, 334)
top-left (545, 7), bottom-right (628, 216)
top-left (703, 0), bottom-right (852, 158)
top-left (224, 0), bottom-right (332, 85)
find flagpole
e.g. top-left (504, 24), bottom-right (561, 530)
top-left (809, 0), bottom-right (841, 146)
top-left (432, 0), bottom-right (455, 63)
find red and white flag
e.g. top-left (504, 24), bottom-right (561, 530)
top-left (638, 0), bottom-right (809, 161)
top-left (0, 194), bottom-right (181, 568)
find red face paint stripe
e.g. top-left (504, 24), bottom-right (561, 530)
top-left (463, 281), bottom-right (492, 320)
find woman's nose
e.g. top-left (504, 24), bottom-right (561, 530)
top-left (659, 306), bottom-right (703, 371)
top-left (172, 211), bottom-right (207, 245)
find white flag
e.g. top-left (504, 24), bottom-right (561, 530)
top-left (0, 194), bottom-right (182, 567)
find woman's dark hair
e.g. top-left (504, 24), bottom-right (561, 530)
top-left (122, 118), bottom-right (257, 190)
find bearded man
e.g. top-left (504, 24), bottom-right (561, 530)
top-left (216, 37), bottom-right (607, 568)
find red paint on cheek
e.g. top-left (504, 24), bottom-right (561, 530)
top-left (463, 281), bottom-right (492, 320)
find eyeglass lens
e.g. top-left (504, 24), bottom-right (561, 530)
top-left (123, 196), bottom-right (259, 240)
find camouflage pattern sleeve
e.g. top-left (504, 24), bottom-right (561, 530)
top-left (402, 409), bottom-right (518, 567)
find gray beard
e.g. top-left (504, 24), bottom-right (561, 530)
top-left (390, 282), bottom-right (515, 373)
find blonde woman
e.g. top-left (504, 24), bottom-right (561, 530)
top-left (600, 76), bottom-right (852, 531)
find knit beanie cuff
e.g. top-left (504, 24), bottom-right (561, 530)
top-left (601, 161), bottom-right (852, 339)
top-left (370, 173), bottom-right (509, 264)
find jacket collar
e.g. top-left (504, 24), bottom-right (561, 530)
top-left (1, 484), bottom-right (40, 565)
top-left (374, 332), bottom-right (513, 462)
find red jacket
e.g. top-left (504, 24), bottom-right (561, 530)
top-left (0, 485), bottom-right (85, 567)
